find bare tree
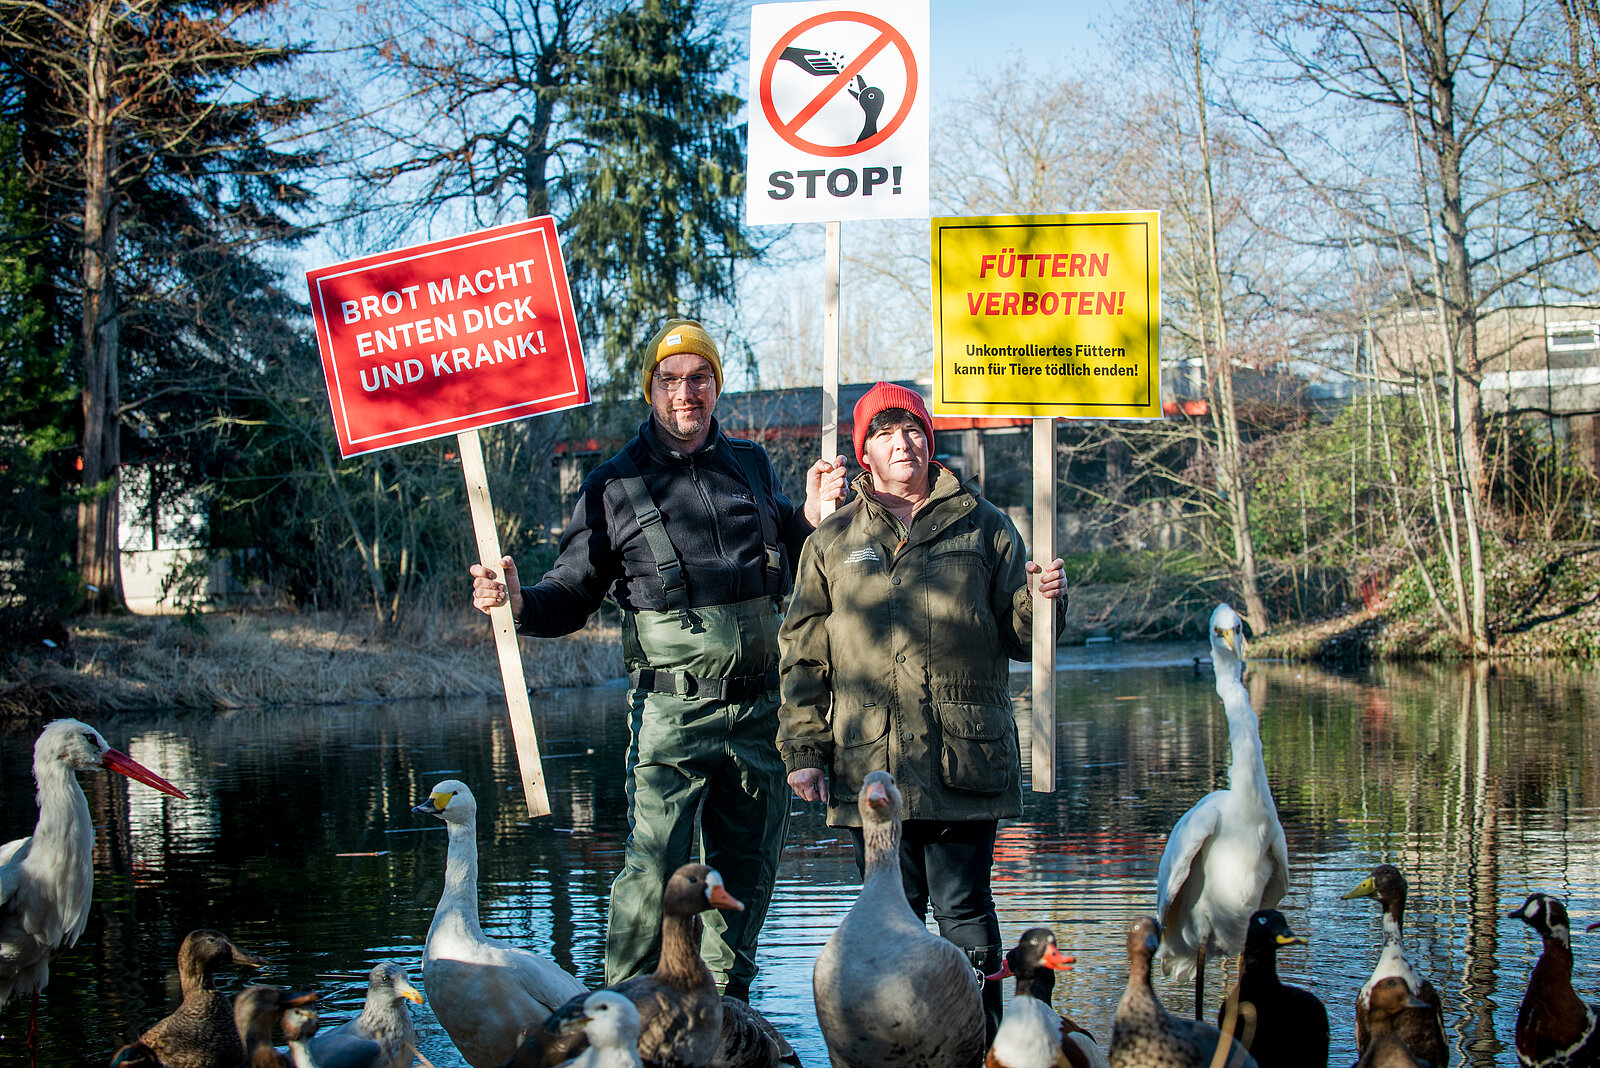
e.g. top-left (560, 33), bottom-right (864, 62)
top-left (1247, 0), bottom-right (1600, 651)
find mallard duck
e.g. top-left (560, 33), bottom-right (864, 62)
top-left (813, 770), bottom-right (986, 1068)
top-left (413, 780), bottom-right (586, 1068)
top-left (308, 962), bottom-right (423, 1068)
top-left (1354, 977), bottom-right (1432, 1068)
top-left (1107, 916), bottom-right (1258, 1068)
top-left (234, 986), bottom-right (319, 1068)
top-left (1217, 910), bottom-right (1326, 1068)
top-left (506, 863), bottom-right (745, 1068)
top-left (1508, 893), bottom-right (1600, 1068)
top-left (120, 929), bottom-right (267, 1068)
top-left (985, 928), bottom-right (1106, 1068)
top-left (1343, 865), bottom-right (1446, 1066)
top-left (1155, 605), bottom-right (1289, 1018)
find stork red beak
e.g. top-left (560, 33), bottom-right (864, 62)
top-left (1589, 920), bottom-right (1600, 933)
top-left (982, 958), bottom-right (1014, 982)
top-left (1041, 944), bottom-right (1075, 971)
top-left (101, 747), bottom-right (188, 799)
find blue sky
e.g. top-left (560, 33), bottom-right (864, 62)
top-left (926, 0), bottom-right (1104, 100)
top-left (733, 0), bottom-right (1109, 105)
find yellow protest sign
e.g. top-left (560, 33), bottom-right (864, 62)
top-left (930, 211), bottom-right (1161, 418)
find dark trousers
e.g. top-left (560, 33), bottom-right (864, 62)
top-left (849, 819), bottom-right (1004, 1043)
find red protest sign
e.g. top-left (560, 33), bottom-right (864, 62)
top-left (306, 217), bottom-right (589, 457)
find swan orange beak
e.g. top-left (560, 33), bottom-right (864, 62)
top-left (102, 748), bottom-right (188, 799)
top-left (864, 780), bottom-right (889, 809)
top-left (1041, 943), bottom-right (1075, 971)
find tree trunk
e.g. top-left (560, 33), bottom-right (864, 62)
top-left (77, 0), bottom-right (123, 611)
top-left (1189, 0), bottom-right (1268, 634)
top-left (1414, 0), bottom-right (1489, 651)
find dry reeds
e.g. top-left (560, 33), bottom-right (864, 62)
top-left (0, 608), bottom-right (623, 722)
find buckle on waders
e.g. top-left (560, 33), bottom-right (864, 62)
top-left (674, 671), bottom-right (699, 698)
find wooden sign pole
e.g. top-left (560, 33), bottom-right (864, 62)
top-left (457, 428), bottom-right (551, 818)
top-left (1031, 417), bottom-right (1057, 793)
top-left (821, 220), bottom-right (841, 517)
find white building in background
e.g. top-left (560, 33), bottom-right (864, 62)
top-left (118, 463), bottom-right (234, 615)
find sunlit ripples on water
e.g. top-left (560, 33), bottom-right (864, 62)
top-left (3, 651), bottom-right (1600, 1066)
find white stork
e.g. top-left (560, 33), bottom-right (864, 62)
top-left (1, 718), bottom-right (188, 1051)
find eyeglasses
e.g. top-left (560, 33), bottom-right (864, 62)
top-left (653, 373), bottom-right (716, 393)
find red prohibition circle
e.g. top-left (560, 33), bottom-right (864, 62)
top-left (758, 10), bottom-right (919, 158)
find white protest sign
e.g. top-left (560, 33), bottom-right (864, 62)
top-left (746, 0), bottom-right (929, 225)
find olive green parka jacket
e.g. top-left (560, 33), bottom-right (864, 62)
top-left (777, 465), bottom-right (1054, 827)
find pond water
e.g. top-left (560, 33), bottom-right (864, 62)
top-left (4, 646), bottom-right (1600, 1067)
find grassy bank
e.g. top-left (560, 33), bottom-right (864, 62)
top-left (1251, 542), bottom-right (1600, 663)
top-left (0, 610), bottom-right (623, 729)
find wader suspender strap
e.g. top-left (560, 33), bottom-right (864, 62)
top-left (610, 450), bottom-right (690, 619)
top-left (729, 440), bottom-right (784, 588)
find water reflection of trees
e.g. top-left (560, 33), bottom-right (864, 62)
top-left (7, 663), bottom-right (1600, 1066)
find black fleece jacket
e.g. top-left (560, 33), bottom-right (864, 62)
top-left (515, 417), bottom-right (813, 637)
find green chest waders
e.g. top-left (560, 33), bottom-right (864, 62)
top-left (601, 447), bottom-right (792, 996)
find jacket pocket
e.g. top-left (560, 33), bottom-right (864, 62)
top-left (934, 700), bottom-right (1015, 795)
top-left (831, 701), bottom-right (889, 801)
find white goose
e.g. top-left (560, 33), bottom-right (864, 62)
top-left (413, 780), bottom-right (586, 1068)
top-left (1155, 604), bottom-right (1289, 1018)
top-left (814, 769), bottom-right (986, 1068)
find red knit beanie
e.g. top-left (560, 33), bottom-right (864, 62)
top-left (852, 382), bottom-right (934, 466)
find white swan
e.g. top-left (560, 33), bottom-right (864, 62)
top-left (413, 780), bottom-right (586, 1068)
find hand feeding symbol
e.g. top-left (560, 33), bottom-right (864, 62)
top-left (779, 47), bottom-right (887, 144)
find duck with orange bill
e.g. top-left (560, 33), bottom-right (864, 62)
top-left (1353, 978), bottom-right (1432, 1068)
top-left (505, 862), bottom-right (757, 1068)
top-left (985, 928), bottom-right (1107, 1068)
top-left (1, 718), bottom-right (188, 1057)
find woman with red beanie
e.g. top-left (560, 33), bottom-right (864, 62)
top-left (776, 380), bottom-right (1066, 1045)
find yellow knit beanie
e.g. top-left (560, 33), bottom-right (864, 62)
top-left (641, 319), bottom-right (723, 403)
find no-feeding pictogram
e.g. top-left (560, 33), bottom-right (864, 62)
top-left (759, 10), bottom-right (918, 158)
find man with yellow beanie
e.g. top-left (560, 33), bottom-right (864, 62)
top-left (470, 317), bottom-right (845, 998)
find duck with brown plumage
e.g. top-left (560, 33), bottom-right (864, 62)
top-left (1509, 894), bottom-right (1600, 1068)
top-left (1342, 865), bottom-right (1446, 1067)
top-left (1108, 917), bottom-right (1257, 1068)
top-left (503, 862), bottom-right (755, 1068)
top-left (110, 930), bottom-right (266, 1068)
